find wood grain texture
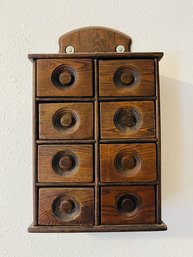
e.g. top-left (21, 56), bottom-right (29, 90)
top-left (39, 102), bottom-right (94, 139)
top-left (39, 188), bottom-right (94, 225)
top-left (101, 186), bottom-right (155, 224)
top-left (32, 61), bottom-right (38, 225)
top-left (28, 222), bottom-right (167, 232)
top-left (94, 59), bottom-right (100, 225)
top-left (100, 101), bottom-right (155, 139)
top-left (38, 145), bottom-right (93, 182)
top-left (155, 58), bottom-right (162, 223)
top-left (29, 52), bottom-right (164, 61)
top-left (29, 26), bottom-right (166, 232)
top-left (36, 97), bottom-right (95, 102)
top-left (58, 26), bottom-right (131, 53)
top-left (99, 59), bottom-right (155, 96)
top-left (100, 143), bottom-right (156, 182)
top-left (37, 59), bottom-right (93, 97)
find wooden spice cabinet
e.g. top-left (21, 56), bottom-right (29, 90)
top-left (28, 27), bottom-right (167, 232)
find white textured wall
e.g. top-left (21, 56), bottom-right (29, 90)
top-left (1, 0), bottom-right (193, 256)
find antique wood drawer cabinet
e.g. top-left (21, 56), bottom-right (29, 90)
top-left (28, 27), bottom-right (167, 232)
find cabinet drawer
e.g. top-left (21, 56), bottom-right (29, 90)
top-left (100, 101), bottom-right (155, 139)
top-left (39, 102), bottom-right (94, 139)
top-left (38, 188), bottom-right (94, 225)
top-left (37, 59), bottom-right (93, 97)
top-left (100, 144), bottom-right (156, 182)
top-left (99, 59), bottom-right (154, 96)
top-left (38, 145), bottom-right (93, 182)
top-left (101, 186), bottom-right (155, 225)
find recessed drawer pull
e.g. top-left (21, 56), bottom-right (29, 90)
top-left (39, 188), bottom-right (94, 225)
top-left (100, 143), bottom-right (156, 182)
top-left (100, 101), bottom-right (155, 139)
top-left (101, 186), bottom-right (155, 225)
top-left (52, 150), bottom-right (79, 177)
top-left (37, 59), bottom-right (93, 97)
top-left (99, 59), bottom-right (154, 97)
top-left (39, 103), bottom-right (94, 140)
top-left (38, 145), bottom-right (93, 183)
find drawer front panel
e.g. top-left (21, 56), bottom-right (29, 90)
top-left (37, 59), bottom-right (93, 97)
top-left (100, 144), bottom-right (156, 182)
top-left (38, 145), bottom-right (93, 182)
top-left (99, 59), bottom-right (154, 96)
top-left (39, 188), bottom-right (94, 225)
top-left (101, 186), bottom-right (155, 225)
top-left (100, 101), bottom-right (155, 139)
top-left (39, 102), bottom-right (94, 139)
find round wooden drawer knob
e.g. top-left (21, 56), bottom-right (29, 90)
top-left (52, 196), bottom-right (80, 221)
top-left (60, 112), bottom-right (74, 128)
top-left (120, 70), bottom-right (135, 85)
top-left (114, 107), bottom-right (141, 132)
top-left (120, 198), bottom-right (136, 212)
top-left (59, 156), bottom-right (74, 171)
top-left (52, 151), bottom-right (78, 176)
top-left (59, 70), bottom-right (73, 85)
top-left (60, 199), bottom-right (76, 214)
top-left (114, 67), bottom-right (139, 88)
top-left (114, 150), bottom-right (141, 176)
top-left (121, 155), bottom-right (136, 170)
top-left (116, 194), bottom-right (141, 217)
top-left (51, 66), bottom-right (76, 88)
top-left (53, 109), bottom-right (79, 133)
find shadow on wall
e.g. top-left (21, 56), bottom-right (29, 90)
top-left (161, 76), bottom-right (184, 200)
top-left (89, 76), bottom-right (193, 240)
top-left (159, 76), bottom-right (193, 238)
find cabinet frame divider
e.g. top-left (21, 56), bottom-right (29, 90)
top-left (155, 58), bottom-right (162, 223)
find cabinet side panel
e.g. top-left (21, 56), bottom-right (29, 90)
top-left (155, 58), bottom-right (162, 223)
top-left (32, 61), bottom-right (38, 225)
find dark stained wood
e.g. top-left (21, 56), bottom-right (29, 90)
top-left (29, 52), bottom-right (164, 61)
top-left (29, 26), bottom-right (166, 233)
top-left (99, 59), bottom-right (155, 96)
top-left (58, 26), bottom-right (131, 53)
top-left (101, 186), bottom-right (155, 224)
top-left (35, 96), bottom-right (157, 103)
top-left (32, 61), bottom-right (38, 225)
top-left (155, 58), bottom-right (162, 223)
top-left (38, 188), bottom-right (94, 225)
top-left (36, 181), bottom-right (157, 187)
top-left (100, 143), bottom-right (156, 182)
top-left (99, 96), bottom-right (157, 101)
top-left (100, 138), bottom-right (158, 143)
top-left (99, 181), bottom-right (158, 186)
top-left (36, 182), bottom-right (95, 186)
top-left (39, 102), bottom-right (94, 139)
top-left (28, 221), bottom-right (167, 232)
top-left (94, 59), bottom-right (100, 225)
top-left (36, 97), bottom-right (95, 102)
top-left (36, 139), bottom-right (96, 144)
top-left (37, 59), bottom-right (93, 97)
top-left (100, 101), bottom-right (155, 139)
top-left (38, 145), bottom-right (93, 182)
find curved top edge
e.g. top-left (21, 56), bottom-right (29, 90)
top-left (58, 26), bottom-right (132, 53)
top-left (59, 26), bottom-right (132, 41)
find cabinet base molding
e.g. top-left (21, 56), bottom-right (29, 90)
top-left (28, 222), bottom-right (167, 233)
